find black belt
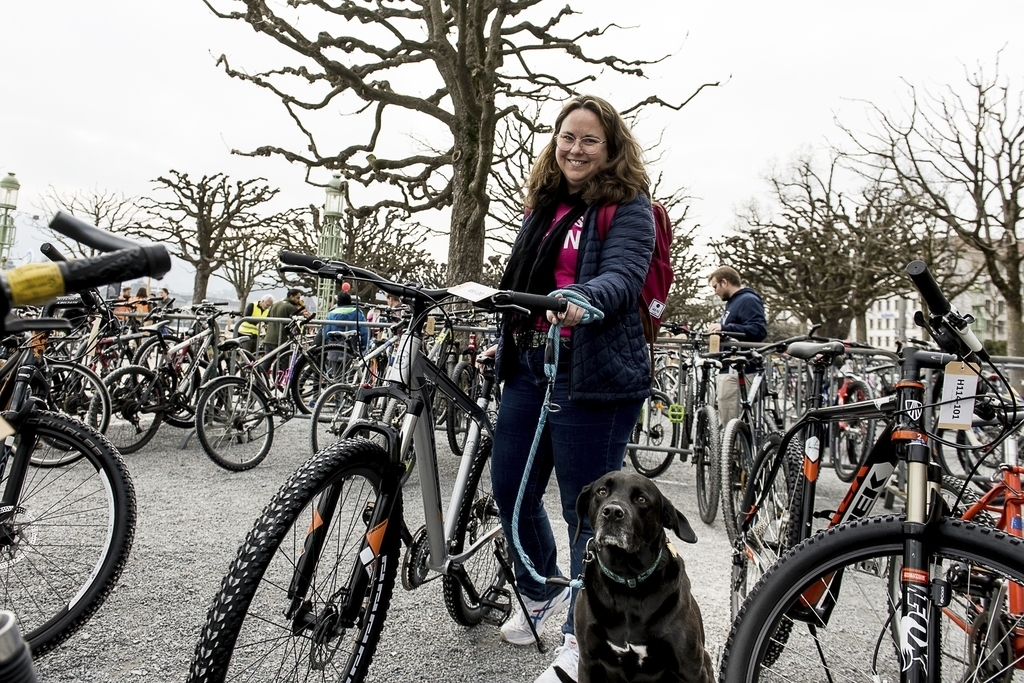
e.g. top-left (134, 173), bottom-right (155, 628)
top-left (516, 329), bottom-right (570, 349)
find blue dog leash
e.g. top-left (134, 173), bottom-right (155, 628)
top-left (509, 289), bottom-right (603, 591)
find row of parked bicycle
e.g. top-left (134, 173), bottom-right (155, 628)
top-left (5, 213), bottom-right (1024, 682)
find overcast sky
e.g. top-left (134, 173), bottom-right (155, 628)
top-left (3, 1), bottom-right (1023, 294)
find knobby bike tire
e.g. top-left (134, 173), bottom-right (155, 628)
top-left (310, 381), bottom-right (357, 453)
top-left (694, 404), bottom-right (721, 524)
top-left (2, 410), bottom-right (136, 657)
top-left (30, 361), bottom-right (111, 467)
top-left (187, 438), bottom-right (402, 683)
top-left (103, 364), bottom-right (166, 454)
top-left (831, 380), bottom-right (874, 483)
top-left (628, 389), bottom-right (679, 479)
top-left (719, 515), bottom-right (1024, 683)
top-left (445, 361), bottom-right (477, 456)
top-left (290, 343), bottom-right (349, 415)
top-left (730, 432), bottom-right (800, 621)
top-left (720, 418), bottom-right (755, 545)
top-left (195, 376), bottom-right (274, 472)
top-left (442, 438), bottom-right (512, 626)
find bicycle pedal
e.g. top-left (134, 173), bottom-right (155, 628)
top-left (479, 587), bottom-right (513, 626)
top-left (667, 403), bottom-right (685, 424)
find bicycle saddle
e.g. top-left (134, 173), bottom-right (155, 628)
top-left (785, 340), bottom-right (846, 362)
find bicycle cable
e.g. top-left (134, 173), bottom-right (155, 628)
top-left (509, 289), bottom-right (604, 590)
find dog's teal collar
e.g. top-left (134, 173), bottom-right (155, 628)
top-left (594, 545), bottom-right (663, 589)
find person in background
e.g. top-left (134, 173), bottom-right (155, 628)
top-left (114, 285), bottom-right (133, 321)
top-left (262, 288), bottom-right (309, 374)
top-left (238, 295), bottom-right (274, 353)
top-left (134, 286), bottom-right (150, 315)
top-left (485, 94), bottom-right (655, 683)
top-left (320, 291), bottom-right (369, 351)
top-left (707, 265), bottom-right (767, 426)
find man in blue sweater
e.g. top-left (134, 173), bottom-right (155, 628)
top-left (707, 266), bottom-right (767, 426)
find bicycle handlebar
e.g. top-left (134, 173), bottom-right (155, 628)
top-left (0, 216), bottom-right (172, 326)
top-left (278, 250), bottom-right (568, 315)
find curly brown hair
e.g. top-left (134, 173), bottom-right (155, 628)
top-left (524, 95), bottom-right (650, 210)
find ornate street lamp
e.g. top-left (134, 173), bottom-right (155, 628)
top-left (316, 173), bottom-right (345, 313)
top-left (0, 173), bottom-right (20, 269)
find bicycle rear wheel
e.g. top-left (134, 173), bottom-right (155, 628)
top-left (290, 343), bottom-right (349, 414)
top-left (188, 438), bottom-right (400, 683)
top-left (628, 389), bottom-right (679, 478)
top-left (1, 410), bottom-right (135, 657)
top-left (720, 515), bottom-right (1024, 682)
top-left (445, 361), bottom-right (477, 455)
top-left (832, 381), bottom-right (874, 482)
top-left (442, 438), bottom-right (512, 626)
top-left (103, 364), bottom-right (166, 454)
top-left (196, 376), bottom-right (274, 471)
top-left (693, 405), bottom-right (721, 524)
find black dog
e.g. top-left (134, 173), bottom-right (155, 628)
top-left (558, 470), bottom-right (714, 683)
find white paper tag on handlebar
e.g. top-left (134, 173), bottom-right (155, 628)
top-left (448, 281), bottom-right (497, 303)
top-left (708, 333), bottom-right (721, 354)
top-left (937, 362), bottom-right (979, 430)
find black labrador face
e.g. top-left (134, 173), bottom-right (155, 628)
top-left (575, 471), bottom-right (696, 553)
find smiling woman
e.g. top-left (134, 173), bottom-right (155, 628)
top-left (488, 94), bottom-right (656, 683)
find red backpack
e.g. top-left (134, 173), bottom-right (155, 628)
top-left (596, 201), bottom-right (675, 343)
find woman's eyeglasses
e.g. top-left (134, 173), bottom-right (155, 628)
top-left (554, 133), bottom-right (606, 155)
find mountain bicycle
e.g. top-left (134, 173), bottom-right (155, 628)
top-left (719, 342), bottom-right (788, 544)
top-left (193, 319), bottom-right (348, 471)
top-left (0, 211), bottom-right (170, 657)
top-left (719, 260), bottom-right (1024, 682)
top-left (187, 252), bottom-right (571, 683)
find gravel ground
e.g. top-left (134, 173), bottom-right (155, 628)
top-left (27, 418), bottom-right (828, 683)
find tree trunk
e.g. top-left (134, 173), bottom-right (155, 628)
top-left (193, 268), bottom-right (212, 304)
top-left (446, 134), bottom-right (489, 286)
top-left (854, 311), bottom-right (868, 343)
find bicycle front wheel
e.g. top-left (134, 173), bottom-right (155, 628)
top-left (720, 515), bottom-right (1024, 682)
top-left (310, 381), bottom-right (357, 453)
top-left (628, 389), bottom-right (679, 478)
top-left (442, 438), bottom-right (511, 625)
top-left (196, 376), bottom-right (274, 471)
top-left (1, 410), bottom-right (136, 657)
top-left (188, 438), bottom-right (401, 683)
top-left (720, 418), bottom-right (755, 544)
top-left (693, 404), bottom-right (721, 524)
top-left (290, 343), bottom-right (349, 414)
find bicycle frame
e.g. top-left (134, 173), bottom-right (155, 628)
top-left (287, 305), bottom-right (502, 633)
top-left (950, 419), bottom-right (1024, 662)
top-left (751, 346), bottom-right (1002, 680)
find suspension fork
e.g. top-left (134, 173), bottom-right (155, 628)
top-left (0, 364), bottom-right (40, 511)
top-left (286, 461), bottom-right (406, 631)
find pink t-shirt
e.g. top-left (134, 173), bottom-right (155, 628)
top-left (535, 202), bottom-right (583, 337)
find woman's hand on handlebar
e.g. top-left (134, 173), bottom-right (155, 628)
top-left (546, 294), bottom-right (583, 328)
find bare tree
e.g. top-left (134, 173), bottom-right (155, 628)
top-left (134, 171), bottom-right (295, 303)
top-left (279, 204), bottom-right (445, 302)
top-left (201, 0), bottom-right (717, 285)
top-left (839, 61), bottom-right (1024, 355)
top-left (36, 187), bottom-right (140, 258)
top-left (714, 152), bottom-right (965, 340)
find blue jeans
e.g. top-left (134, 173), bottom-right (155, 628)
top-left (491, 343), bottom-right (642, 635)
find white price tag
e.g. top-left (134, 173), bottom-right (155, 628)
top-left (708, 333), bottom-right (721, 354)
top-left (447, 281), bottom-right (498, 303)
top-left (937, 362), bottom-right (978, 430)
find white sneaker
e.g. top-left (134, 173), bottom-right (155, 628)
top-left (500, 587), bottom-right (572, 646)
top-left (534, 633), bottom-right (579, 683)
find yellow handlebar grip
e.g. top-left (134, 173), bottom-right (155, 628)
top-left (5, 263), bottom-right (65, 306)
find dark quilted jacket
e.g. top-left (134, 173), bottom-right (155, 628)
top-left (496, 194), bottom-right (655, 402)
